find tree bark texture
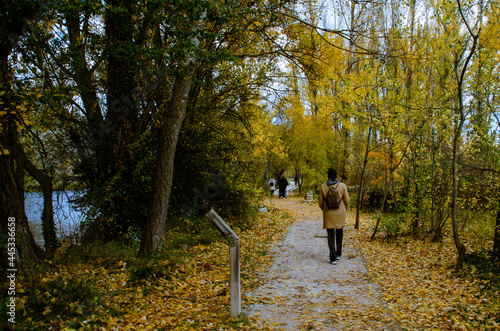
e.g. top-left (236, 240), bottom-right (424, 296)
top-left (138, 61), bottom-right (196, 256)
top-left (0, 80), bottom-right (47, 277)
top-left (0, 1), bottom-right (48, 276)
top-left (0, 150), bottom-right (47, 276)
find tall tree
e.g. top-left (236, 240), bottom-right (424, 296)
top-left (140, 0), bottom-right (298, 255)
top-left (450, 0), bottom-right (480, 269)
top-left (138, 21), bottom-right (201, 256)
top-left (0, 0), bottom-right (48, 275)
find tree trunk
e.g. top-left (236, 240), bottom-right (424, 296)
top-left (17, 145), bottom-right (57, 257)
top-left (355, 123), bottom-right (372, 229)
top-left (371, 176), bottom-right (390, 240)
top-left (0, 91), bottom-right (46, 276)
top-left (66, 10), bottom-right (103, 128)
top-left (0, 2), bottom-right (48, 275)
top-left (0, 152), bottom-right (47, 276)
top-left (338, 0), bottom-right (356, 182)
top-left (494, 208), bottom-right (500, 257)
top-left (430, 133), bottom-right (437, 235)
top-left (451, 0), bottom-right (479, 269)
top-left (105, 0), bottom-right (138, 174)
top-left (0, 99), bottom-right (46, 278)
top-left (451, 115), bottom-right (466, 269)
top-left (294, 168), bottom-right (302, 196)
top-left (138, 61), bottom-right (196, 256)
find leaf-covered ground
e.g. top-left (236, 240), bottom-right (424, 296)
top-left (352, 222), bottom-right (500, 330)
top-left (245, 198), bottom-right (399, 330)
top-left (248, 197), bottom-right (499, 330)
top-left (12, 196), bottom-right (500, 330)
top-left (14, 204), bottom-right (294, 330)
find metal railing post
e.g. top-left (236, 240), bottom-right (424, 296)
top-left (205, 209), bottom-right (241, 317)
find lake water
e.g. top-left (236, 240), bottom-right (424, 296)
top-left (25, 191), bottom-right (86, 247)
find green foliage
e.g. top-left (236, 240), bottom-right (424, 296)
top-left (122, 226), bottom-right (142, 250)
top-left (380, 213), bottom-right (412, 238)
top-left (53, 241), bottom-right (137, 268)
top-left (221, 312), bottom-right (254, 329)
top-left (7, 0), bottom-right (500, 281)
top-left (9, 0), bottom-right (284, 253)
top-left (458, 251), bottom-right (500, 326)
top-left (163, 219), bottom-right (220, 249)
top-left (16, 271), bottom-right (100, 328)
top-left (302, 167), bottom-right (325, 193)
top-left (127, 261), bottom-right (176, 285)
top-left (77, 132), bottom-right (155, 243)
top-left (464, 250), bottom-right (500, 293)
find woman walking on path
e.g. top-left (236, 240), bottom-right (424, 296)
top-left (268, 178), bottom-right (276, 197)
top-left (318, 168), bottom-right (349, 265)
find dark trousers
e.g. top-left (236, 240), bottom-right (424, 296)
top-left (327, 228), bottom-right (343, 261)
top-left (279, 188), bottom-right (286, 198)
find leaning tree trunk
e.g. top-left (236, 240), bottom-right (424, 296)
top-left (371, 174), bottom-right (390, 240)
top-left (451, 0), bottom-right (479, 270)
top-left (138, 11), bottom-right (206, 256)
top-left (355, 123), bottom-right (372, 229)
top-left (138, 61), bottom-right (196, 257)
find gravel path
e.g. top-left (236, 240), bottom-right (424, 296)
top-left (246, 198), bottom-right (401, 330)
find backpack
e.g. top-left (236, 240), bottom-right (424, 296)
top-left (326, 183), bottom-right (342, 209)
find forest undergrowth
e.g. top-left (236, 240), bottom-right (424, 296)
top-left (3, 196), bottom-right (499, 330)
top-left (4, 205), bottom-right (294, 331)
top-left (350, 214), bottom-right (500, 330)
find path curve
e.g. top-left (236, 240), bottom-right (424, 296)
top-left (246, 198), bottom-right (400, 330)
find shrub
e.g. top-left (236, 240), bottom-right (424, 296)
top-left (19, 270), bottom-right (100, 327)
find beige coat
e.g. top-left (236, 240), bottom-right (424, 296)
top-left (318, 182), bottom-right (349, 229)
